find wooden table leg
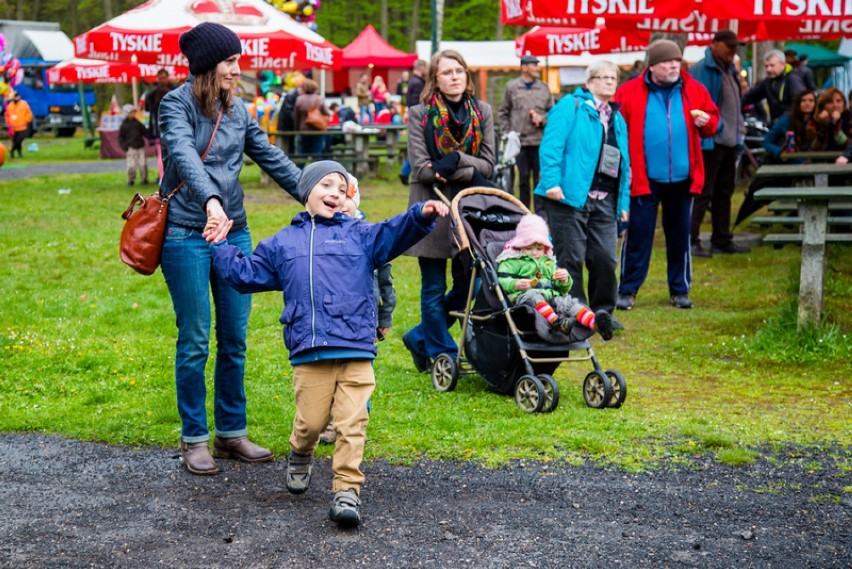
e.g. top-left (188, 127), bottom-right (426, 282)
top-left (797, 201), bottom-right (828, 327)
top-left (354, 134), bottom-right (368, 178)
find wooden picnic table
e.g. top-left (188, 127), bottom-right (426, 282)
top-left (271, 125), bottom-right (405, 177)
top-left (778, 150), bottom-right (842, 162)
top-left (753, 162), bottom-right (852, 327)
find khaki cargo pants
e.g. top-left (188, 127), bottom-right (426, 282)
top-left (289, 360), bottom-right (374, 494)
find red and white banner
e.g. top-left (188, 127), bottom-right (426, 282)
top-left (46, 58), bottom-right (189, 85)
top-left (515, 26), bottom-right (652, 56)
top-left (75, 0), bottom-right (342, 71)
top-left (502, 0), bottom-right (852, 26)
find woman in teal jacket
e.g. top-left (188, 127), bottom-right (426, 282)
top-left (534, 61), bottom-right (630, 317)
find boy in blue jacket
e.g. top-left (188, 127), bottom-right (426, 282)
top-left (210, 161), bottom-right (447, 528)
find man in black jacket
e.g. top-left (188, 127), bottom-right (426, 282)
top-left (742, 49), bottom-right (805, 125)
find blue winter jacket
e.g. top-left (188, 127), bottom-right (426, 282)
top-left (211, 205), bottom-right (435, 360)
top-left (159, 75), bottom-right (302, 230)
top-left (689, 47), bottom-right (742, 151)
top-left (534, 88), bottom-right (630, 218)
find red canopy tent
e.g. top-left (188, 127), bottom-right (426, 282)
top-left (335, 25), bottom-right (417, 97)
top-left (74, 0), bottom-right (342, 71)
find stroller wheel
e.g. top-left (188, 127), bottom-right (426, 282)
top-left (537, 374), bottom-right (560, 413)
top-left (431, 353), bottom-right (459, 392)
top-left (583, 371), bottom-right (612, 409)
top-left (604, 369), bottom-right (627, 409)
top-left (515, 375), bottom-right (546, 413)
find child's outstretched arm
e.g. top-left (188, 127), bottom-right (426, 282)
top-left (367, 201), bottom-right (447, 266)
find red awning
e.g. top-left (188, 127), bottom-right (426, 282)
top-left (46, 58), bottom-right (189, 85)
top-left (501, 0), bottom-right (851, 26)
top-left (74, 0), bottom-right (342, 71)
top-left (342, 25), bottom-right (417, 68)
top-left (515, 26), bottom-right (651, 57)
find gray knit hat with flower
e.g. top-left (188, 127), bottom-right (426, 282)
top-left (179, 22), bottom-right (242, 76)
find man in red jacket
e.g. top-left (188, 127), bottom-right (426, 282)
top-left (613, 40), bottom-right (719, 310)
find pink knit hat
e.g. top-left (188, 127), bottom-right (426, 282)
top-left (504, 214), bottom-right (552, 255)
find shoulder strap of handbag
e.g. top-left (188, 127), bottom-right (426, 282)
top-left (163, 108), bottom-right (224, 201)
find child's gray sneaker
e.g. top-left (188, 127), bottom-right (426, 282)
top-left (286, 452), bottom-right (313, 494)
top-left (329, 489), bottom-right (361, 528)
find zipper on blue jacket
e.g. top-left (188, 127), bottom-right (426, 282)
top-left (309, 216), bottom-right (317, 348)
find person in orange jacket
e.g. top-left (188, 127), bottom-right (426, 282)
top-left (5, 91), bottom-right (33, 158)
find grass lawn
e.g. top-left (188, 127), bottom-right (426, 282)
top-left (0, 146), bottom-right (850, 472)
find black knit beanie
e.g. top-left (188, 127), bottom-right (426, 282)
top-left (297, 161), bottom-right (350, 204)
top-left (179, 22), bottom-right (243, 76)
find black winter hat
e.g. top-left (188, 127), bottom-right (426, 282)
top-left (179, 22), bottom-right (242, 76)
top-left (297, 160), bottom-right (350, 204)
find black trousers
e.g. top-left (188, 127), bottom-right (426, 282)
top-left (545, 193), bottom-right (618, 313)
top-left (516, 145), bottom-right (547, 216)
top-left (690, 145), bottom-right (738, 247)
top-left (11, 130), bottom-right (26, 157)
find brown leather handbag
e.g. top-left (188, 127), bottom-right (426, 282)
top-left (305, 99), bottom-right (329, 131)
top-left (119, 109), bottom-right (223, 275)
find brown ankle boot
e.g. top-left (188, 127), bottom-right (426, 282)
top-left (179, 441), bottom-right (220, 475)
top-left (212, 436), bottom-right (274, 463)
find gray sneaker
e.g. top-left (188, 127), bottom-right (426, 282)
top-left (286, 452), bottom-right (313, 494)
top-left (329, 489), bottom-right (361, 528)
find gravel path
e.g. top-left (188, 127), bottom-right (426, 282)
top-left (1, 434), bottom-right (849, 568)
top-left (0, 160), bottom-right (125, 181)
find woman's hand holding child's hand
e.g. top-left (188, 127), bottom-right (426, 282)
top-left (421, 200), bottom-right (449, 217)
top-left (553, 268), bottom-right (569, 282)
top-left (203, 198), bottom-right (233, 243)
top-left (515, 279), bottom-right (532, 291)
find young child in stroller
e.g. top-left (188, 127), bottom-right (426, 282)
top-left (496, 214), bottom-right (614, 342)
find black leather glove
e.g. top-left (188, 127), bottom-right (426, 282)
top-left (432, 151), bottom-right (461, 179)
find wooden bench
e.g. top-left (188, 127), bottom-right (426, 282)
top-left (752, 181), bottom-right (852, 327)
top-left (768, 200), bottom-right (852, 213)
top-left (750, 215), bottom-right (852, 227)
top-left (763, 234), bottom-right (852, 244)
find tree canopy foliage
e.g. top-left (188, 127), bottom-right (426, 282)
top-left (0, 0), bottom-right (512, 53)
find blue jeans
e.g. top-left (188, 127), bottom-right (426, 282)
top-left (405, 257), bottom-right (473, 360)
top-left (359, 105), bottom-right (373, 124)
top-left (400, 158), bottom-right (411, 177)
top-left (161, 225), bottom-right (253, 443)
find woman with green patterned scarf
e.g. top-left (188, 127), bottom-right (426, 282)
top-left (401, 49), bottom-right (496, 373)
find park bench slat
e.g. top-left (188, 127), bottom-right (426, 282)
top-left (763, 234), bottom-right (852, 244)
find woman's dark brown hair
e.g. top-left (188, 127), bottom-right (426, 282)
top-left (421, 49), bottom-right (475, 104)
top-left (192, 67), bottom-right (233, 119)
top-left (789, 90), bottom-right (816, 133)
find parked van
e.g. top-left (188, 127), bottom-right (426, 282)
top-left (1, 19), bottom-right (95, 136)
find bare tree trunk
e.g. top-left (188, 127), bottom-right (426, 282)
top-left (103, 0), bottom-right (113, 20)
top-left (31, 0), bottom-right (43, 20)
top-left (15, 0), bottom-right (24, 19)
top-left (488, 13), bottom-right (505, 109)
top-left (380, 0), bottom-right (388, 39)
top-left (68, 0), bottom-right (80, 38)
top-left (409, 0), bottom-right (421, 53)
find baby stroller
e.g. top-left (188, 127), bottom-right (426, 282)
top-left (429, 186), bottom-right (627, 413)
